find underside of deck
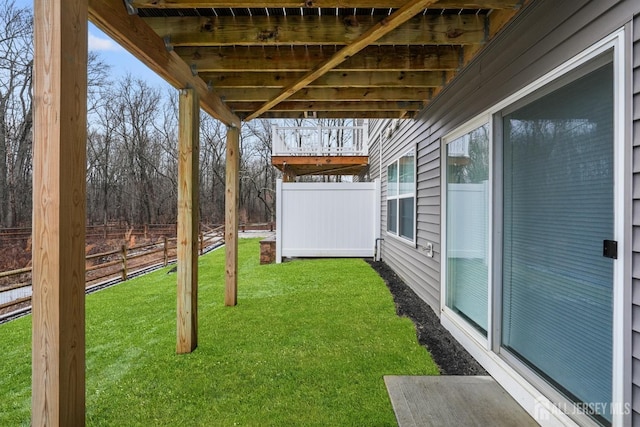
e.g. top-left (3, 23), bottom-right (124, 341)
top-left (272, 155), bottom-right (369, 177)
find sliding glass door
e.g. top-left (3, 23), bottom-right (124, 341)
top-left (501, 61), bottom-right (614, 423)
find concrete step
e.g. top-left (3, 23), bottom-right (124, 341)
top-left (385, 376), bottom-right (539, 427)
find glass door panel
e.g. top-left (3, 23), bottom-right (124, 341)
top-left (502, 62), bottom-right (614, 423)
top-left (446, 124), bottom-right (490, 334)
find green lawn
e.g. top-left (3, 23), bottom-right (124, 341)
top-left (0, 239), bottom-right (438, 426)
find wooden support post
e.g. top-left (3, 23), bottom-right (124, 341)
top-left (176, 87), bottom-right (200, 354)
top-left (32, 0), bottom-right (88, 424)
top-left (225, 125), bottom-right (240, 306)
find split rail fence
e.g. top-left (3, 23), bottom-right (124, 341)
top-left (0, 225), bottom-right (226, 316)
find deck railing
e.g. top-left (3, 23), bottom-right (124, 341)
top-left (272, 124), bottom-right (368, 157)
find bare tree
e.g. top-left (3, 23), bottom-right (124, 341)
top-left (242, 120), bottom-right (278, 223)
top-left (111, 75), bottom-right (164, 224)
top-left (87, 90), bottom-right (121, 226)
top-left (199, 113), bottom-right (226, 223)
top-left (0, 0), bottom-right (32, 226)
top-left (0, 0), bottom-right (112, 227)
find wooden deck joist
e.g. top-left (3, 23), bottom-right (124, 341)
top-left (146, 14), bottom-right (487, 47)
top-left (131, 0), bottom-right (521, 9)
top-left (257, 111), bottom-right (417, 119)
top-left (203, 71), bottom-right (446, 89)
top-left (231, 100), bottom-right (424, 112)
top-left (216, 87), bottom-right (433, 102)
top-left (272, 155), bottom-right (369, 177)
top-left (179, 45), bottom-right (462, 73)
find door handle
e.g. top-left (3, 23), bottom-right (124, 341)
top-left (603, 240), bottom-right (617, 259)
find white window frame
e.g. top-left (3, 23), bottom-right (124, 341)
top-left (439, 29), bottom-right (629, 427)
top-left (386, 151), bottom-right (416, 245)
top-left (440, 115), bottom-right (492, 348)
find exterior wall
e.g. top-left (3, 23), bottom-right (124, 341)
top-left (369, 0), bottom-right (640, 424)
top-left (367, 118), bottom-right (441, 309)
top-left (632, 13), bottom-right (640, 426)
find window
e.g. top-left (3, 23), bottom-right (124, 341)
top-left (387, 153), bottom-right (415, 241)
top-left (445, 123), bottom-right (489, 335)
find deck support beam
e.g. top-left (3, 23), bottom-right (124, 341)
top-left (245, 0), bottom-right (437, 120)
top-left (32, 0), bottom-right (88, 424)
top-left (176, 88), bottom-right (200, 354)
top-left (225, 125), bottom-right (240, 306)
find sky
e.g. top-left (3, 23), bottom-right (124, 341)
top-left (16, 0), bottom-right (170, 91)
top-left (86, 24), bottom-right (169, 90)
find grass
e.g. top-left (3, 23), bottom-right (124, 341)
top-left (0, 239), bottom-right (438, 426)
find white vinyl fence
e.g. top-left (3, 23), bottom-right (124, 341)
top-left (447, 181), bottom-right (489, 261)
top-left (276, 180), bottom-right (380, 263)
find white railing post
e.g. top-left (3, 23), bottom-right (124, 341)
top-left (361, 124), bottom-right (369, 156)
top-left (272, 125), bottom-right (279, 156)
top-left (316, 122), bottom-right (322, 156)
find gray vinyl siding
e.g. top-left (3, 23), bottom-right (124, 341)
top-left (374, 0), bottom-right (640, 422)
top-left (633, 12), bottom-right (640, 426)
top-left (375, 0), bottom-right (637, 314)
top-left (366, 118), bottom-right (441, 308)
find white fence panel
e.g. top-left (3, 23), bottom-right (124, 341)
top-left (276, 180), bottom-right (380, 262)
top-left (447, 181), bottom-right (488, 260)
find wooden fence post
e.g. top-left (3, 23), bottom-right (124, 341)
top-left (164, 237), bottom-right (168, 267)
top-left (200, 231), bottom-right (204, 255)
top-left (121, 244), bottom-right (128, 281)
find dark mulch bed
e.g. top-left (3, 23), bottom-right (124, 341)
top-left (368, 260), bottom-right (486, 376)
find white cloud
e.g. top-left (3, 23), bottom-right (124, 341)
top-left (88, 33), bottom-right (122, 52)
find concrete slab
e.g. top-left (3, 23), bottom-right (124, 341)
top-left (239, 230), bottom-right (275, 239)
top-left (384, 376), bottom-right (538, 427)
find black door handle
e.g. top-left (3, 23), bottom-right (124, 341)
top-left (603, 240), bottom-right (617, 259)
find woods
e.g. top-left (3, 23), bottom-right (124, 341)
top-left (0, 1), bottom-right (367, 230)
top-left (84, 80), bottom-right (279, 226)
top-left (0, 0), bottom-right (281, 228)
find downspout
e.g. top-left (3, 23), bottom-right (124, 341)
top-left (378, 122), bottom-right (384, 261)
top-left (374, 238), bottom-right (384, 262)
top-left (379, 123), bottom-right (383, 185)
